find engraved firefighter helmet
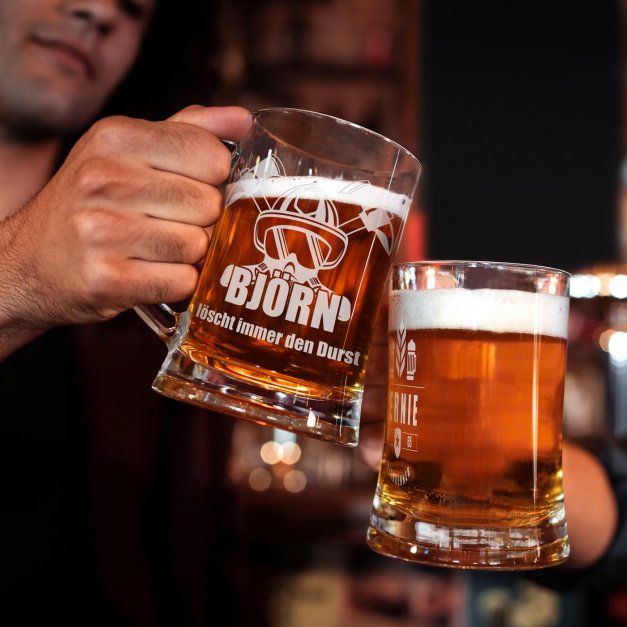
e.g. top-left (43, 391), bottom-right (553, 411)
top-left (254, 184), bottom-right (348, 272)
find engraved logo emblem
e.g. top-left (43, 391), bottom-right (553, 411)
top-left (394, 427), bottom-right (402, 459)
top-left (225, 154), bottom-right (398, 291)
top-left (395, 317), bottom-right (417, 381)
top-left (395, 319), bottom-right (407, 378)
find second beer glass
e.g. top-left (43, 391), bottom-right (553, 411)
top-left (138, 109), bottom-right (421, 446)
top-left (368, 261), bottom-right (571, 569)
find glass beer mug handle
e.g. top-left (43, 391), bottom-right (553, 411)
top-left (220, 139), bottom-right (239, 159)
top-left (135, 303), bottom-right (178, 342)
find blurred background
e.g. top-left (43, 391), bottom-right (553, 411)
top-left (67, 1), bottom-right (625, 625)
top-left (182, 1), bottom-right (626, 626)
top-left (2, 1), bottom-right (625, 625)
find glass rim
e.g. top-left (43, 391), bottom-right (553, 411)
top-left (393, 259), bottom-right (571, 279)
top-left (253, 107), bottom-right (422, 171)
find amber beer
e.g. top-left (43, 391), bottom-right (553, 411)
top-left (367, 263), bottom-right (571, 569)
top-left (181, 176), bottom-right (407, 432)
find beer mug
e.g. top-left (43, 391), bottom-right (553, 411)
top-left (137, 108), bottom-right (421, 446)
top-left (367, 261), bottom-right (571, 569)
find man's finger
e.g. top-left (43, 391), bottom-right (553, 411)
top-left (168, 105), bottom-right (253, 141)
top-left (88, 259), bottom-right (198, 310)
top-left (75, 115), bottom-right (236, 185)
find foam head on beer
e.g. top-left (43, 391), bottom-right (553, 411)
top-left (226, 175), bottom-right (411, 216)
top-left (390, 287), bottom-right (569, 338)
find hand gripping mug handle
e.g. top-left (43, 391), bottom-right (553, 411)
top-left (133, 140), bottom-right (241, 342)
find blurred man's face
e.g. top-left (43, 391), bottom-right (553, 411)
top-left (0, 0), bottom-right (155, 140)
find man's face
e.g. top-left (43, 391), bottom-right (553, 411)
top-left (0, 0), bottom-right (155, 139)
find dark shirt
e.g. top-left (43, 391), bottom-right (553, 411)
top-left (0, 312), bottom-right (238, 626)
top-left (531, 442), bottom-right (627, 593)
top-left (585, 443), bottom-right (627, 585)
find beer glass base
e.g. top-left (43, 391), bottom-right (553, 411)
top-left (367, 497), bottom-right (570, 570)
top-left (152, 348), bottom-right (361, 447)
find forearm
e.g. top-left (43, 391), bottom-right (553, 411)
top-left (0, 210), bottom-right (50, 360)
top-left (562, 440), bottom-right (619, 569)
top-left (0, 319), bottom-right (48, 361)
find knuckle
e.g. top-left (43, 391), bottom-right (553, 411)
top-left (72, 156), bottom-right (124, 197)
top-left (80, 258), bottom-right (120, 304)
top-left (72, 208), bottom-right (120, 245)
top-left (168, 105), bottom-right (203, 122)
top-left (87, 115), bottom-right (135, 149)
top-left (179, 104), bottom-right (205, 116)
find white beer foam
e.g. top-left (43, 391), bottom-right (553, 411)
top-left (226, 176), bottom-right (410, 217)
top-left (390, 288), bottom-right (569, 339)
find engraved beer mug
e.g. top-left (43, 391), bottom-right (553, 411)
top-left (138, 108), bottom-right (421, 446)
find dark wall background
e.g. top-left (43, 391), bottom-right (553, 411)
top-left (422, 2), bottom-right (623, 271)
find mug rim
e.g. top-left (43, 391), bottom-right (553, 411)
top-left (253, 107), bottom-right (422, 172)
top-left (393, 259), bottom-right (571, 279)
